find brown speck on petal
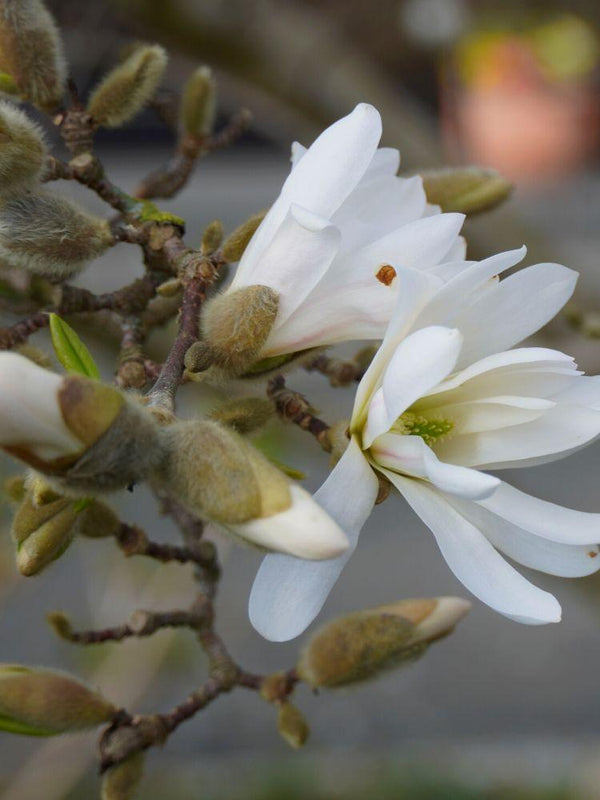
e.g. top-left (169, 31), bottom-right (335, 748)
top-left (376, 264), bottom-right (396, 286)
top-left (588, 551), bottom-right (598, 558)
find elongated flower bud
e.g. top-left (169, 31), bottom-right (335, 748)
top-left (421, 167), bottom-right (512, 215)
top-left (277, 702), bottom-right (309, 749)
top-left (221, 211), bottom-right (266, 263)
top-left (0, 664), bottom-right (115, 735)
top-left (0, 100), bottom-right (46, 191)
top-left (101, 752), bottom-right (145, 800)
top-left (297, 597), bottom-right (471, 688)
top-left (186, 285), bottom-right (279, 377)
top-left (87, 44), bottom-right (167, 128)
top-left (0, 0), bottom-right (67, 110)
top-left (12, 490), bottom-right (77, 575)
top-left (157, 420), bottom-right (348, 560)
top-left (201, 219), bottom-right (223, 255)
top-left (207, 396), bottom-right (273, 434)
top-left (0, 353), bottom-right (163, 493)
top-left (0, 191), bottom-right (113, 279)
top-left (180, 65), bottom-right (216, 139)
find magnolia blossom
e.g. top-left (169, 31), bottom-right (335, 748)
top-left (228, 102), bottom-right (469, 358)
top-left (249, 250), bottom-right (600, 641)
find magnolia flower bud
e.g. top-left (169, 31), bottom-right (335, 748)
top-left (221, 211), bottom-right (266, 263)
top-left (0, 353), bottom-right (162, 492)
top-left (207, 396), bottom-right (273, 434)
top-left (421, 167), bottom-right (512, 215)
top-left (0, 100), bottom-right (46, 191)
top-left (297, 597), bottom-right (471, 688)
top-left (157, 420), bottom-right (348, 560)
top-left (0, 191), bottom-right (113, 279)
top-left (0, 664), bottom-right (115, 735)
top-left (277, 702), bottom-right (309, 749)
top-left (0, 0), bottom-right (67, 110)
top-left (101, 751), bottom-right (145, 800)
top-left (87, 44), bottom-right (168, 128)
top-left (201, 219), bottom-right (223, 256)
top-left (12, 490), bottom-right (77, 575)
top-left (180, 65), bottom-right (216, 138)
top-left (188, 285), bottom-right (279, 377)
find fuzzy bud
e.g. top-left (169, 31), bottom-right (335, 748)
top-left (0, 0), bottom-right (67, 110)
top-left (277, 702), bottom-right (309, 749)
top-left (201, 219), bottom-right (224, 255)
top-left (101, 751), bottom-right (145, 800)
top-left (188, 285), bottom-right (279, 377)
top-left (221, 211), bottom-right (266, 263)
top-left (87, 44), bottom-right (167, 128)
top-left (0, 353), bottom-right (163, 492)
top-left (207, 396), bottom-right (273, 434)
top-left (421, 167), bottom-right (512, 215)
top-left (180, 65), bottom-right (216, 138)
top-left (297, 597), bottom-right (471, 688)
top-left (157, 420), bottom-right (347, 560)
top-left (0, 191), bottom-right (113, 279)
top-left (12, 490), bottom-right (77, 575)
top-left (4, 473), bottom-right (25, 502)
top-left (0, 664), bottom-right (116, 735)
top-left (0, 100), bottom-right (46, 191)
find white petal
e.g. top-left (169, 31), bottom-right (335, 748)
top-left (554, 376), bottom-right (600, 409)
top-left (249, 438), bottom-right (378, 641)
top-left (363, 326), bottom-right (462, 446)
top-left (420, 395), bottom-right (555, 435)
top-left (453, 263), bottom-right (578, 368)
top-left (247, 204), bottom-right (340, 328)
top-left (436, 404), bottom-right (600, 469)
top-left (479, 482), bottom-right (600, 545)
top-left (0, 353), bottom-right (82, 460)
top-left (363, 147), bottom-right (400, 179)
top-left (385, 471), bottom-right (562, 624)
top-left (370, 432), bottom-right (500, 500)
top-left (445, 492), bottom-right (600, 577)
top-left (290, 141), bottom-right (306, 169)
top-left (235, 104), bottom-right (382, 283)
top-left (231, 485), bottom-right (348, 560)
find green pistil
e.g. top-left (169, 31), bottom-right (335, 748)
top-left (393, 412), bottom-right (454, 447)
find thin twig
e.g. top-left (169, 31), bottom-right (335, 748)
top-left (267, 374), bottom-right (332, 452)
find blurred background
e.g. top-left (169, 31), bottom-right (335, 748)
top-left (1, 0), bottom-right (600, 798)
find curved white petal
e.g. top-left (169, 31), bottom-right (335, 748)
top-left (235, 104), bottom-right (382, 283)
top-left (231, 485), bottom-right (348, 560)
top-left (445, 493), bottom-right (600, 577)
top-left (0, 353), bottom-right (82, 460)
top-left (245, 204), bottom-right (340, 328)
top-left (371, 432), bottom-right (499, 500)
top-left (363, 326), bottom-right (462, 446)
top-left (249, 438), bottom-right (378, 641)
top-left (436, 404), bottom-right (600, 469)
top-left (554, 376), bottom-right (600, 409)
top-left (478, 482), bottom-right (600, 545)
top-left (363, 147), bottom-right (401, 179)
top-left (453, 263), bottom-right (578, 368)
top-left (385, 471), bottom-right (562, 624)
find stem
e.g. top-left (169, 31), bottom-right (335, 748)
top-left (267, 374), bottom-right (332, 452)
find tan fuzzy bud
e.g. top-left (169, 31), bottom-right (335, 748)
top-left (221, 211), bottom-right (266, 263)
top-left (156, 277), bottom-right (181, 297)
top-left (101, 751), bottom-right (145, 800)
top-left (158, 420), bottom-right (347, 560)
top-left (297, 597), bottom-right (471, 688)
top-left (0, 100), bottom-right (46, 191)
top-left (75, 500), bottom-right (121, 539)
top-left (46, 611), bottom-right (72, 641)
top-left (180, 65), bottom-right (216, 139)
top-left (201, 219), bottom-right (224, 255)
top-left (0, 664), bottom-right (115, 735)
top-left (87, 45), bottom-right (167, 128)
top-left (0, 191), bottom-right (113, 279)
top-left (12, 490), bottom-right (77, 575)
top-left (4, 474), bottom-right (25, 502)
top-left (208, 396), bottom-right (273, 434)
top-left (421, 167), bottom-right (513, 215)
top-left (277, 702), bottom-right (309, 749)
top-left (0, 0), bottom-right (67, 111)
top-left (199, 285), bottom-right (279, 376)
top-left (15, 343), bottom-right (53, 369)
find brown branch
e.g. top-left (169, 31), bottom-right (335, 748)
top-left (43, 155), bottom-right (140, 215)
top-left (116, 523), bottom-right (219, 575)
top-left (135, 109), bottom-right (252, 200)
top-left (267, 374), bottom-right (332, 452)
top-left (304, 350), bottom-right (374, 387)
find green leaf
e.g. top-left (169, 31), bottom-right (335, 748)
top-left (49, 314), bottom-right (100, 379)
top-left (0, 713), bottom-right (55, 737)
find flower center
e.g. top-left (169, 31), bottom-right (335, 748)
top-left (391, 412), bottom-right (454, 447)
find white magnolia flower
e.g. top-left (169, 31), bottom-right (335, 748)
top-left (227, 102), bottom-right (468, 358)
top-left (249, 250), bottom-right (600, 641)
top-left (0, 352), bottom-right (83, 461)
